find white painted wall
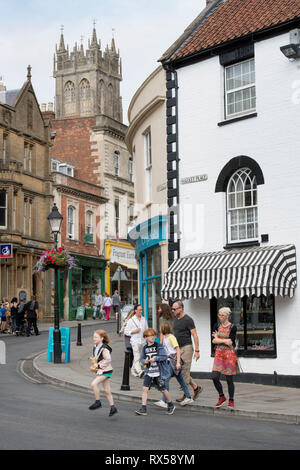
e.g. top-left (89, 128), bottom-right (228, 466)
top-left (176, 32), bottom-right (300, 376)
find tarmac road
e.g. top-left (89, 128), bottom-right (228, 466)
top-left (1, 322), bottom-right (300, 451)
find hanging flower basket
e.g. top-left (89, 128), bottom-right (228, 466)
top-left (35, 247), bottom-right (75, 272)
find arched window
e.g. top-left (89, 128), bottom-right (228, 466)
top-left (108, 83), bottom-right (113, 117)
top-left (79, 79), bottom-right (90, 100)
top-left (64, 81), bottom-right (75, 115)
top-left (99, 80), bottom-right (105, 114)
top-left (227, 168), bottom-right (258, 242)
top-left (67, 206), bottom-right (75, 239)
top-left (79, 79), bottom-right (91, 115)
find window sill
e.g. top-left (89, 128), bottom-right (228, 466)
top-left (224, 240), bottom-right (260, 249)
top-left (218, 112), bottom-right (257, 127)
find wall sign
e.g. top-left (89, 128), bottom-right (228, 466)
top-left (0, 244), bottom-right (13, 258)
top-left (110, 246), bottom-right (137, 267)
top-left (181, 174), bottom-right (208, 185)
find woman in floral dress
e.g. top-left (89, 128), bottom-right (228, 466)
top-left (212, 307), bottom-right (238, 409)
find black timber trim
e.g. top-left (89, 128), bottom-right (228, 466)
top-left (164, 66), bottom-right (180, 268)
top-left (224, 240), bottom-right (260, 249)
top-left (215, 155), bottom-right (265, 193)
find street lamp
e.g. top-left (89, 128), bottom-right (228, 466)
top-left (47, 203), bottom-right (63, 363)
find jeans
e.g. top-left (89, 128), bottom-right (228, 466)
top-left (162, 363), bottom-right (192, 402)
top-left (26, 317), bottom-right (39, 336)
top-left (93, 305), bottom-right (102, 319)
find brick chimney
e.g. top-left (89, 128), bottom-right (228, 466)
top-left (206, 0), bottom-right (214, 5)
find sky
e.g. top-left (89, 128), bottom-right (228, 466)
top-left (0, 0), bottom-right (206, 124)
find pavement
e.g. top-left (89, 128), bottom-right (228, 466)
top-left (32, 319), bottom-right (300, 425)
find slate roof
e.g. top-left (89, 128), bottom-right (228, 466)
top-left (0, 89), bottom-right (21, 107)
top-left (169, 0), bottom-right (300, 61)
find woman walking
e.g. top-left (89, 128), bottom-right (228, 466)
top-left (211, 307), bottom-right (238, 408)
top-left (157, 303), bottom-right (174, 343)
top-left (103, 293), bottom-right (112, 321)
top-left (89, 329), bottom-right (118, 417)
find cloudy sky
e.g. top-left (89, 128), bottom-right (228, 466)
top-left (0, 0), bottom-right (206, 123)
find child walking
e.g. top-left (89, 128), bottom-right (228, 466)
top-left (135, 328), bottom-right (175, 416)
top-left (155, 322), bottom-right (193, 408)
top-left (89, 329), bottom-right (118, 417)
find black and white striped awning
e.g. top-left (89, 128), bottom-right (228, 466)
top-left (162, 244), bottom-right (297, 300)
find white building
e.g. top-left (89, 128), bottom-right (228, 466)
top-left (160, 0), bottom-right (300, 386)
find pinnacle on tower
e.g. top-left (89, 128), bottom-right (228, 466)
top-left (27, 65), bottom-right (32, 81)
top-left (58, 25), bottom-right (66, 53)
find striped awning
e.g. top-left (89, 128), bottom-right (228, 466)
top-left (162, 244), bottom-right (297, 300)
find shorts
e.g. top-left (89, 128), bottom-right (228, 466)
top-left (113, 305), bottom-right (119, 313)
top-left (143, 375), bottom-right (166, 391)
top-left (103, 372), bottom-right (113, 378)
top-left (1, 316), bottom-right (7, 322)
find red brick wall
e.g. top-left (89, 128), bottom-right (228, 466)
top-left (60, 194), bottom-right (101, 256)
top-left (51, 117), bottom-right (98, 184)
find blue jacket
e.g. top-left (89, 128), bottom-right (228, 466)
top-left (140, 341), bottom-right (171, 380)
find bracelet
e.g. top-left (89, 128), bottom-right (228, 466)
top-left (195, 350), bottom-right (200, 352)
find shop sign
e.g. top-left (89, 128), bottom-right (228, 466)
top-left (110, 246), bottom-right (137, 267)
top-left (180, 174), bottom-right (208, 185)
top-left (0, 244), bottom-right (13, 258)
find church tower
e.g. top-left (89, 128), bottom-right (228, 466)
top-left (54, 26), bottom-right (123, 121)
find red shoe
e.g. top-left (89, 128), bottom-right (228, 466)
top-left (215, 396), bottom-right (226, 408)
top-left (228, 399), bottom-right (234, 408)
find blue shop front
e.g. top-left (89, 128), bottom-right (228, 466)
top-left (128, 215), bottom-right (167, 330)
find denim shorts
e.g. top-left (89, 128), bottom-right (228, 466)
top-left (143, 375), bottom-right (166, 391)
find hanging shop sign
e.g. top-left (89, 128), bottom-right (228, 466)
top-left (0, 244), bottom-right (13, 258)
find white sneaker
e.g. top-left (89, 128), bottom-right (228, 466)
top-left (154, 400), bottom-right (168, 409)
top-left (180, 397), bottom-right (194, 406)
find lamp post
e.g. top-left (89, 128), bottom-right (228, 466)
top-left (47, 203), bottom-right (63, 364)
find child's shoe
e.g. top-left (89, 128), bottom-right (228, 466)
top-left (109, 405), bottom-right (118, 417)
top-left (89, 400), bottom-right (102, 410)
top-left (135, 407), bottom-right (147, 416)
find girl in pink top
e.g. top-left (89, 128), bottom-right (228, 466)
top-left (89, 329), bottom-right (117, 417)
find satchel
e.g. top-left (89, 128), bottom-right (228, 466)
top-left (90, 356), bottom-right (98, 373)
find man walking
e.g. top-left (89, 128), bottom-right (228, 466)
top-left (124, 304), bottom-right (148, 378)
top-left (172, 300), bottom-right (202, 401)
top-left (25, 296), bottom-right (40, 336)
top-left (112, 290), bottom-right (121, 321)
top-left (93, 290), bottom-right (103, 320)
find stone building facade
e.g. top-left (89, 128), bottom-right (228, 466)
top-left (49, 27), bottom-right (137, 301)
top-left (0, 68), bottom-right (53, 319)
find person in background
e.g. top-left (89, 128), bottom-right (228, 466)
top-left (103, 293), bottom-right (113, 321)
top-left (92, 290), bottom-right (103, 320)
top-left (124, 304), bottom-right (148, 378)
top-left (157, 303), bottom-right (174, 343)
top-left (16, 297), bottom-right (26, 335)
top-left (10, 297), bottom-right (18, 334)
top-left (24, 296), bottom-right (40, 336)
top-left (0, 302), bottom-right (8, 333)
top-left (172, 300), bottom-right (202, 403)
top-left (112, 290), bottom-right (121, 323)
top-left (212, 307), bottom-right (238, 409)
top-left (120, 308), bottom-right (135, 371)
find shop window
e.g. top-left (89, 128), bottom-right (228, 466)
top-left (0, 189), bottom-right (7, 228)
top-left (211, 295), bottom-right (276, 357)
top-left (227, 168), bottom-right (258, 243)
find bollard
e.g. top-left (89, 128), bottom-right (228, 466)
top-left (120, 349), bottom-right (131, 391)
top-left (76, 322), bottom-right (82, 346)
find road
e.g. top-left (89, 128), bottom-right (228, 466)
top-left (1, 322), bottom-right (300, 452)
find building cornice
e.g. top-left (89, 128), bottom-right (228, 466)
top-left (54, 183), bottom-right (108, 204)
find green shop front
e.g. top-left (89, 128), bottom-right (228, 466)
top-left (128, 215), bottom-right (167, 331)
top-left (62, 254), bottom-right (106, 320)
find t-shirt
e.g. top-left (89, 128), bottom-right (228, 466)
top-left (145, 343), bottom-right (160, 377)
top-left (112, 294), bottom-right (120, 306)
top-left (173, 314), bottom-right (196, 348)
top-left (163, 334), bottom-right (179, 356)
top-left (0, 307), bottom-right (7, 318)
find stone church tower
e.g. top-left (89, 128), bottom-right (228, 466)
top-left (48, 26), bottom-right (136, 298)
top-left (54, 27), bottom-right (123, 121)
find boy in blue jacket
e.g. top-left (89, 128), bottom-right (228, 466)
top-left (135, 328), bottom-right (175, 416)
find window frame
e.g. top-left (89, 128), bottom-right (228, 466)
top-left (144, 128), bottom-right (152, 203)
top-left (114, 199), bottom-right (120, 236)
top-left (86, 210), bottom-right (93, 235)
top-left (2, 134), bottom-right (7, 163)
top-left (225, 58), bottom-right (256, 120)
top-left (67, 206), bottom-right (75, 239)
top-left (114, 151), bottom-right (119, 177)
top-left (129, 157), bottom-right (133, 182)
top-left (0, 189), bottom-right (7, 229)
top-left (226, 168), bottom-right (259, 244)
